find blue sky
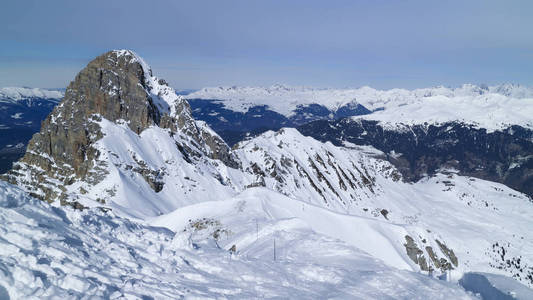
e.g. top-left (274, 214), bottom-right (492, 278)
top-left (1, 0), bottom-right (532, 90)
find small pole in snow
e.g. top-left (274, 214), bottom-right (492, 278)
top-left (274, 238), bottom-right (276, 261)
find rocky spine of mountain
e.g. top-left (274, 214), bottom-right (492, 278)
top-left (1, 50), bottom-right (237, 205)
top-left (298, 118), bottom-right (533, 196)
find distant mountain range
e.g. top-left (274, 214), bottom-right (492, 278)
top-left (0, 87), bottom-right (63, 173)
top-left (186, 83), bottom-right (533, 142)
top-left (187, 83), bottom-right (533, 114)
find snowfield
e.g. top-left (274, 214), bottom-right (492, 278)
top-left (351, 93), bottom-right (533, 133)
top-left (0, 181), bottom-right (475, 299)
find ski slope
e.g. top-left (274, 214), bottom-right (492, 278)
top-left (0, 181), bottom-right (476, 299)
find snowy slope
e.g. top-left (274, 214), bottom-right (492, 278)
top-left (152, 184), bottom-right (533, 293)
top-left (68, 117), bottom-right (247, 219)
top-left (186, 84), bottom-right (533, 131)
top-left (0, 181), bottom-right (476, 299)
top-left (232, 129), bottom-right (533, 284)
top-left (460, 272), bottom-right (533, 299)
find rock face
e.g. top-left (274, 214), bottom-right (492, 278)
top-left (298, 119), bottom-right (533, 196)
top-left (2, 50), bottom-right (237, 204)
top-left (403, 235), bottom-right (459, 272)
top-left (232, 128), bottom-right (401, 212)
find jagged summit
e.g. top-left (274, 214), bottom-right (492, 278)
top-left (59, 49), bottom-right (178, 132)
top-left (2, 50), bottom-right (236, 205)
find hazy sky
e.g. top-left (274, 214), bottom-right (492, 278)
top-left (1, 0), bottom-right (532, 90)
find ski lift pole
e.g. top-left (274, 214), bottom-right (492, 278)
top-left (273, 238), bottom-right (276, 261)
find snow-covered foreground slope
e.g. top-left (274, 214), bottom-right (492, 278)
top-left (459, 272), bottom-right (533, 299)
top-left (150, 163), bottom-right (533, 286)
top-left (233, 129), bottom-right (533, 280)
top-left (0, 181), bottom-right (475, 299)
top-left (186, 84), bottom-right (533, 131)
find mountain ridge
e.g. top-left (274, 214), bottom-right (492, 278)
top-left (187, 83), bottom-right (533, 132)
top-left (0, 87), bottom-right (64, 103)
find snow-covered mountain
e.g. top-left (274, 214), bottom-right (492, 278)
top-left (3, 50), bottom-right (237, 209)
top-left (187, 83), bottom-right (533, 132)
top-left (1, 50), bottom-right (533, 298)
top-left (187, 84), bottom-right (533, 115)
top-left (0, 87), bottom-right (63, 103)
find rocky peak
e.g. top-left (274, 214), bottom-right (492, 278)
top-left (2, 50), bottom-right (237, 204)
top-left (58, 49), bottom-right (178, 133)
